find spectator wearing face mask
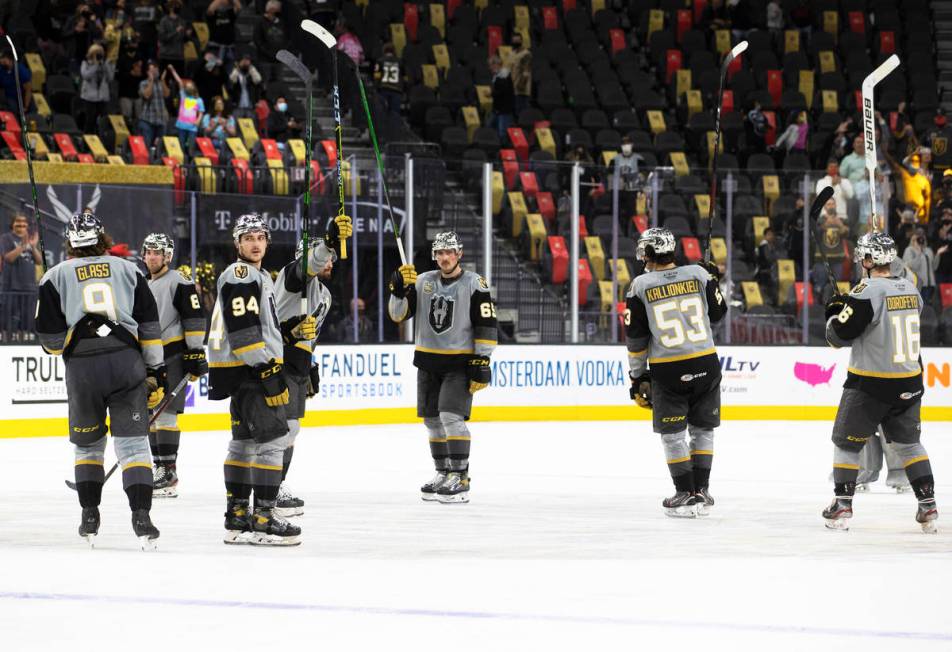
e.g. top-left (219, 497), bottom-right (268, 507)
top-left (610, 136), bottom-right (645, 213)
top-left (509, 32), bottom-right (531, 116)
top-left (80, 43), bottom-right (115, 134)
top-left (903, 227), bottom-right (936, 304)
top-left (253, 0), bottom-right (287, 64)
top-left (266, 96), bottom-right (301, 142)
top-left (488, 55), bottom-right (515, 141)
top-left (891, 150), bottom-right (932, 224)
top-left (228, 53), bottom-right (263, 118)
top-left (201, 95), bottom-right (237, 150)
top-left (157, 0), bottom-right (192, 77)
top-left (206, 0), bottom-right (241, 70)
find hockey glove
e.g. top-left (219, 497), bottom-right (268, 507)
top-left (306, 364), bottom-right (320, 398)
top-left (629, 372), bottom-right (652, 409)
top-left (254, 359), bottom-right (290, 408)
top-left (389, 264), bottom-right (418, 299)
top-left (182, 348), bottom-right (208, 381)
top-left (146, 365), bottom-right (168, 410)
top-left (700, 260), bottom-right (721, 282)
top-left (824, 294), bottom-right (847, 321)
top-left (291, 315), bottom-right (318, 341)
top-left (325, 214), bottom-right (353, 247)
top-left (466, 356), bottom-right (492, 394)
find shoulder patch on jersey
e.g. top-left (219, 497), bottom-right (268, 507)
top-left (234, 264), bottom-right (248, 280)
top-left (477, 275), bottom-right (489, 290)
top-left (422, 280), bottom-right (435, 294)
top-left (850, 282), bottom-right (867, 296)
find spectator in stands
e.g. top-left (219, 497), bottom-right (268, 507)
top-left (610, 136), bottom-right (644, 212)
top-left (933, 217), bottom-right (952, 284)
top-left (253, 0), bottom-right (287, 65)
top-left (63, 4), bottom-right (104, 71)
top-left (829, 116), bottom-right (856, 162)
top-left (117, 48), bottom-right (145, 123)
top-left (765, 1), bottom-right (783, 33)
top-left (207, 0), bottom-right (241, 70)
top-left (510, 32), bottom-right (532, 116)
top-left (336, 297), bottom-right (376, 342)
top-left (892, 204), bottom-right (919, 257)
top-left (336, 18), bottom-right (364, 66)
top-left (228, 53), bottom-right (264, 119)
top-left (138, 61), bottom-right (171, 147)
top-left (889, 101), bottom-right (918, 159)
top-left (771, 110), bottom-right (809, 162)
top-left (0, 214), bottom-right (42, 335)
top-left (839, 136), bottom-right (866, 185)
top-left (816, 198), bottom-right (850, 290)
top-left (132, 0), bottom-right (160, 61)
top-left (168, 66), bottom-right (205, 156)
top-left (815, 160), bottom-right (854, 225)
top-left (856, 169), bottom-right (885, 233)
top-left (935, 169), bottom-right (952, 214)
top-left (201, 96), bottom-right (237, 150)
top-left (374, 42), bottom-right (404, 121)
top-left (488, 55), bottom-right (515, 141)
top-left (335, 18), bottom-right (366, 131)
top-left (700, 0), bottom-right (731, 31)
top-left (745, 99), bottom-right (767, 154)
top-left (755, 226), bottom-right (783, 297)
top-left (79, 44), bottom-right (115, 134)
top-left (926, 109), bottom-right (952, 174)
top-left (894, 151), bottom-right (932, 224)
top-left (158, 0), bottom-right (192, 76)
top-left (267, 96), bottom-right (302, 142)
top-left (903, 227), bottom-right (936, 304)
top-left (0, 50), bottom-right (34, 115)
top-left (565, 143), bottom-right (598, 215)
top-left (196, 51), bottom-right (227, 107)
top-left (103, 5), bottom-right (133, 64)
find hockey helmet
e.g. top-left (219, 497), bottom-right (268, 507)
top-left (65, 209), bottom-right (104, 248)
top-left (141, 232), bottom-right (174, 262)
top-left (636, 227), bottom-right (676, 261)
top-left (854, 231), bottom-right (897, 267)
top-left (233, 213), bottom-right (271, 244)
top-left (431, 231), bottom-right (463, 260)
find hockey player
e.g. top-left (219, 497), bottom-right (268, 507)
top-left (272, 218), bottom-right (350, 517)
top-left (141, 233), bottom-right (208, 498)
top-left (624, 228), bottom-right (726, 518)
top-left (822, 232), bottom-right (938, 533)
top-left (208, 214), bottom-right (303, 546)
top-left (36, 211), bottom-right (165, 549)
top-left (388, 231), bottom-right (497, 503)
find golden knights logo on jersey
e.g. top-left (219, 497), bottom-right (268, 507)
top-left (429, 295), bottom-right (455, 334)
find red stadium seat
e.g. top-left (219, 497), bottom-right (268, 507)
top-left (766, 70), bottom-right (782, 107)
top-left (577, 259), bottom-right (592, 305)
top-left (128, 135), bottom-right (150, 165)
top-left (255, 99), bottom-right (270, 134)
top-left (195, 137), bottom-right (220, 165)
top-left (665, 49), bottom-right (682, 85)
top-left (879, 31), bottom-right (895, 55)
top-left (542, 6), bottom-right (558, 30)
top-left (855, 91), bottom-right (863, 113)
top-left (681, 236), bottom-right (702, 262)
top-left (2, 130), bottom-right (24, 156)
top-left (447, 0), bottom-right (461, 20)
top-left (231, 158), bottom-right (254, 194)
top-left (794, 282), bottom-right (814, 310)
top-left (763, 111), bottom-right (777, 145)
top-left (487, 25), bottom-right (503, 58)
top-left (260, 138), bottom-right (282, 160)
top-left (721, 89), bottom-right (734, 114)
top-left (848, 11), bottom-right (864, 34)
top-left (0, 111), bottom-right (20, 135)
top-left (676, 10), bottom-right (692, 43)
top-left (632, 215), bottom-right (649, 234)
top-left (562, 0), bottom-right (576, 13)
top-left (321, 139), bottom-right (337, 170)
top-left (53, 133), bottom-right (78, 161)
top-left (162, 156), bottom-right (186, 204)
top-left (503, 159), bottom-right (519, 189)
top-left (310, 160), bottom-right (325, 194)
top-left (579, 214), bottom-right (589, 237)
top-left (536, 191), bottom-right (555, 222)
top-left (727, 52), bottom-right (742, 81)
top-left (507, 127), bottom-right (529, 162)
top-left (693, 0), bottom-right (707, 24)
top-left (609, 29), bottom-right (626, 56)
top-left (519, 171), bottom-right (539, 198)
top-left (547, 236), bottom-right (569, 283)
top-left (940, 284), bottom-right (952, 309)
top-left (404, 3), bottom-right (419, 42)
top-left (77, 153), bottom-right (94, 164)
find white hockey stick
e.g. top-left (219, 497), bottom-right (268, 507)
top-left (861, 54), bottom-right (900, 233)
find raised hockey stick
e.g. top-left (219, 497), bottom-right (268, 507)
top-left (301, 19), bottom-right (347, 260)
top-left (65, 375), bottom-right (190, 491)
top-left (704, 40), bottom-right (748, 262)
top-left (805, 186), bottom-right (840, 291)
top-left (861, 54), bottom-right (900, 234)
top-left (5, 34), bottom-right (46, 273)
top-left (276, 49), bottom-right (316, 314)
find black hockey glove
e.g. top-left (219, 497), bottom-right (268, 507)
top-left (700, 260), bottom-right (720, 282)
top-left (825, 294), bottom-right (847, 321)
top-left (389, 264), bottom-right (417, 299)
top-left (629, 372), bottom-right (652, 409)
top-left (306, 364), bottom-right (320, 398)
top-left (253, 359), bottom-right (290, 408)
top-left (466, 356), bottom-right (492, 394)
top-left (146, 365), bottom-right (169, 410)
top-left (182, 348), bottom-right (208, 381)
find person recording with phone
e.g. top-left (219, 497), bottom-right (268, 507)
top-left (80, 43), bottom-right (115, 134)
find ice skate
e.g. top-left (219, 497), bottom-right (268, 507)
top-left (916, 498), bottom-right (938, 534)
top-left (250, 507), bottom-right (301, 546)
top-left (663, 491), bottom-right (698, 518)
top-left (694, 488), bottom-right (714, 517)
top-left (436, 472), bottom-right (469, 504)
top-left (274, 484), bottom-right (304, 518)
top-left (152, 463), bottom-right (179, 498)
top-left (854, 483), bottom-right (870, 493)
top-left (78, 507), bottom-right (100, 548)
top-left (223, 500), bottom-right (253, 545)
top-left (421, 471), bottom-right (448, 501)
top-left (822, 497), bottom-right (853, 531)
top-left (891, 484), bottom-right (911, 494)
top-left (132, 509), bottom-right (160, 551)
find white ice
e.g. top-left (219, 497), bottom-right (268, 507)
top-left (1, 420), bottom-right (951, 651)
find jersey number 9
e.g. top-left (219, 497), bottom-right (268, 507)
top-left (232, 296), bottom-right (259, 317)
top-left (82, 282), bottom-right (118, 322)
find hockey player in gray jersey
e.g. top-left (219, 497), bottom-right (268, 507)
top-left (388, 232), bottom-right (497, 503)
top-left (141, 233), bottom-right (207, 498)
top-left (36, 211), bottom-right (165, 549)
top-left (272, 216), bottom-right (350, 516)
top-left (208, 214), bottom-right (300, 546)
top-left (822, 232), bottom-right (938, 533)
top-left (624, 228), bottom-right (726, 517)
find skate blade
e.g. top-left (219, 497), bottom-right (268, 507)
top-left (249, 533), bottom-right (302, 546)
top-left (920, 519), bottom-right (938, 534)
top-left (223, 530), bottom-right (253, 545)
top-left (139, 535), bottom-right (159, 551)
top-left (436, 492), bottom-right (469, 504)
top-left (696, 504), bottom-right (712, 517)
top-left (421, 492), bottom-right (439, 501)
top-left (152, 487), bottom-right (179, 498)
top-left (824, 518), bottom-right (850, 531)
top-left (273, 506), bottom-right (304, 518)
top-left (893, 486), bottom-right (911, 494)
top-left (81, 534), bottom-right (97, 549)
top-left (664, 505), bottom-right (698, 518)
top-left (855, 484), bottom-right (870, 493)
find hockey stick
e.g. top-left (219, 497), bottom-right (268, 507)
top-left (64, 375), bottom-right (190, 491)
top-left (276, 49), bottom-right (315, 315)
top-left (301, 19), bottom-right (347, 260)
top-left (356, 75), bottom-right (407, 265)
top-left (861, 54), bottom-right (900, 234)
top-left (805, 186), bottom-right (840, 292)
top-left (704, 40), bottom-right (748, 263)
top-left (5, 34), bottom-right (46, 273)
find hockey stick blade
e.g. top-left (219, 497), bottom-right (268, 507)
top-left (64, 375), bottom-right (191, 491)
top-left (276, 49), bottom-right (312, 82)
top-left (4, 34), bottom-right (18, 60)
top-left (861, 54), bottom-right (899, 232)
top-left (809, 186), bottom-right (836, 221)
top-left (721, 40), bottom-right (748, 72)
top-left (862, 54), bottom-right (900, 90)
top-left (301, 19), bottom-right (337, 48)
top-left (808, 186), bottom-right (840, 290)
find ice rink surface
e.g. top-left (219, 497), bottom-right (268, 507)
top-left (1, 420), bottom-right (951, 651)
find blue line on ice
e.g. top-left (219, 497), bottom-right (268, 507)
top-left (2, 591), bottom-right (950, 641)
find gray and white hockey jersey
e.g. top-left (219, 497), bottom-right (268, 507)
top-left (207, 261), bottom-right (283, 399)
top-left (147, 268), bottom-right (206, 359)
top-left (36, 255), bottom-right (163, 368)
top-left (826, 275), bottom-right (923, 404)
top-left (274, 243), bottom-right (334, 375)
top-left (625, 264), bottom-right (726, 387)
top-left (388, 269), bottom-right (497, 371)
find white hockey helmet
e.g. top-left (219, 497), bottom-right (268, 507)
top-left (141, 232), bottom-right (174, 262)
top-left (854, 231), bottom-right (897, 267)
top-left (636, 227), bottom-right (677, 261)
top-left (65, 209), bottom-right (104, 248)
top-left (233, 213), bottom-right (271, 244)
top-left (431, 231), bottom-right (463, 260)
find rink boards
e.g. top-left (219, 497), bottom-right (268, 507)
top-left (1, 345), bottom-right (951, 437)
